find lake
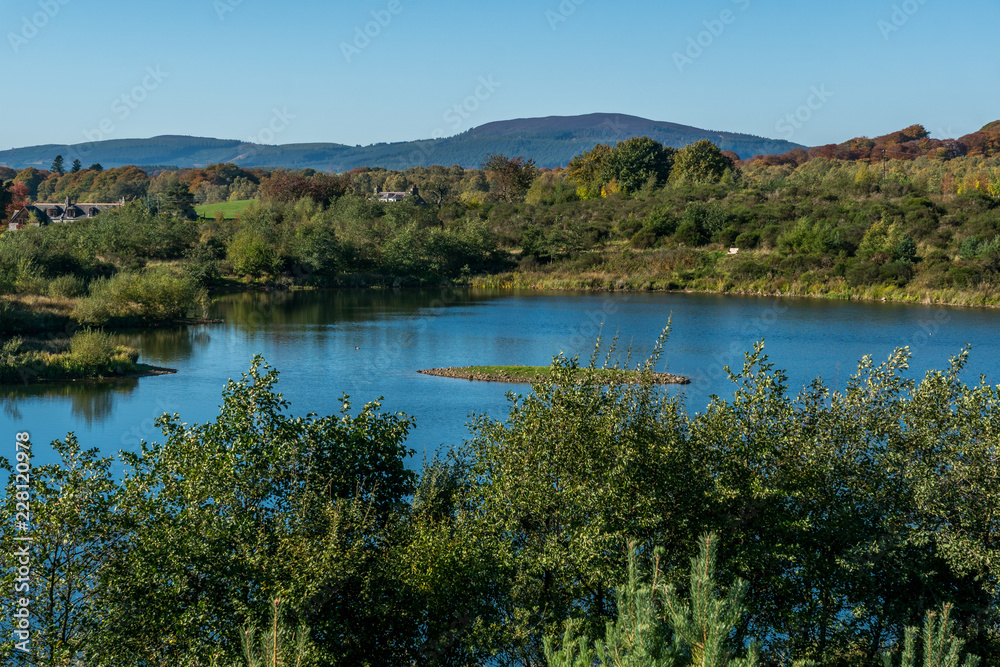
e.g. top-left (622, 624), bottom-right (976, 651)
top-left (3, 288), bottom-right (998, 473)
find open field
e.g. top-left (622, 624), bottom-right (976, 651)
top-left (195, 199), bottom-right (255, 219)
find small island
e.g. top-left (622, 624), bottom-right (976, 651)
top-left (418, 365), bottom-right (691, 385)
top-left (1, 329), bottom-right (177, 385)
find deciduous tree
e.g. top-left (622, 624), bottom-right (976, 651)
top-left (482, 153), bottom-right (538, 203)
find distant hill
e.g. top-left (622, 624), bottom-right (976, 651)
top-left (0, 114), bottom-right (802, 172)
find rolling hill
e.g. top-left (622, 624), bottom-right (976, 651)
top-left (0, 114), bottom-right (803, 172)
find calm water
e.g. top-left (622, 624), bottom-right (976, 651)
top-left (2, 289), bottom-right (998, 473)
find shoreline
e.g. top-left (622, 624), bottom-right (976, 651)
top-left (1, 364), bottom-right (178, 388)
top-left (467, 276), bottom-right (1000, 310)
top-left (6, 276), bottom-right (998, 341)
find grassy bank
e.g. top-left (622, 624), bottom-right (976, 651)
top-left (471, 246), bottom-right (1000, 308)
top-left (0, 330), bottom-right (173, 384)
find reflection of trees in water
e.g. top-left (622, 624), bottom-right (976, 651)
top-left (210, 288), bottom-right (503, 328)
top-left (115, 327), bottom-right (212, 363)
top-left (1, 379), bottom-right (138, 425)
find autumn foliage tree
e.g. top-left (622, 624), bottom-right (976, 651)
top-left (567, 143), bottom-right (614, 198)
top-left (482, 153), bottom-right (538, 203)
top-left (5, 181), bottom-right (29, 218)
top-left (259, 170), bottom-right (348, 206)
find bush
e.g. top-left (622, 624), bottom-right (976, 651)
top-left (674, 220), bottom-right (707, 246)
top-left (184, 242), bottom-right (222, 284)
top-left (227, 226), bottom-right (282, 278)
top-left (73, 268), bottom-right (206, 325)
top-left (631, 227), bottom-right (658, 249)
top-left (48, 274), bottom-right (86, 298)
top-left (734, 230), bottom-right (761, 249)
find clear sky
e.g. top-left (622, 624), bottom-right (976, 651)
top-left (1, 0), bottom-right (997, 151)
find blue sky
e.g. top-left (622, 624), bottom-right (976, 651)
top-left (1, 0), bottom-right (997, 151)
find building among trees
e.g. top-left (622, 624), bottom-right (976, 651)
top-left (7, 196), bottom-right (124, 231)
top-left (374, 184), bottom-right (422, 203)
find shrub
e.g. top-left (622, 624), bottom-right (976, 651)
top-left (631, 227), bottom-right (658, 249)
top-left (69, 329), bottom-right (121, 367)
top-left (674, 220), bottom-right (707, 246)
top-left (73, 268), bottom-right (206, 325)
top-left (48, 274), bottom-right (86, 298)
top-left (227, 226), bottom-right (282, 278)
top-left (734, 230), bottom-right (761, 249)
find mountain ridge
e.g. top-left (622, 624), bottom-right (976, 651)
top-left (0, 113), bottom-right (802, 172)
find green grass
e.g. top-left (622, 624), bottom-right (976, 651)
top-left (196, 199), bottom-right (255, 220)
top-left (473, 365), bottom-right (654, 380)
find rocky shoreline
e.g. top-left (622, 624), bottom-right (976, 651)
top-left (418, 367), bottom-right (691, 385)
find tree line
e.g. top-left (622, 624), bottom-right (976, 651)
top-left (5, 131), bottom-right (1000, 338)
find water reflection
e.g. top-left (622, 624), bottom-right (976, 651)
top-left (114, 326), bottom-right (212, 363)
top-left (210, 288), bottom-right (503, 328)
top-left (2, 379), bottom-right (138, 425)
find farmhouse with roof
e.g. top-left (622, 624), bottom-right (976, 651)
top-left (7, 196), bottom-right (125, 231)
top-left (373, 184), bottom-right (424, 204)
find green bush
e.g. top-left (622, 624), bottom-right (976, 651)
top-left (227, 226), bottom-right (282, 278)
top-left (69, 329), bottom-right (121, 367)
top-left (675, 220), bottom-right (707, 246)
top-left (73, 268), bottom-right (206, 325)
top-left (48, 274), bottom-right (86, 298)
top-left (734, 230), bottom-right (761, 249)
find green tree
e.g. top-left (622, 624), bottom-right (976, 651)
top-left (0, 437), bottom-right (122, 667)
top-left (13, 167), bottom-right (44, 199)
top-left (226, 226), bottom-right (282, 278)
top-left (51, 155), bottom-right (65, 176)
top-left (98, 357), bottom-right (416, 665)
top-left (672, 140), bottom-right (736, 183)
top-left (568, 143), bottom-right (614, 198)
top-left (602, 137), bottom-right (675, 195)
top-left (882, 605), bottom-right (980, 667)
top-left (468, 329), bottom-right (707, 664)
top-left (160, 180), bottom-right (197, 218)
top-left (89, 163), bottom-right (104, 172)
top-left (71, 158), bottom-right (82, 173)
